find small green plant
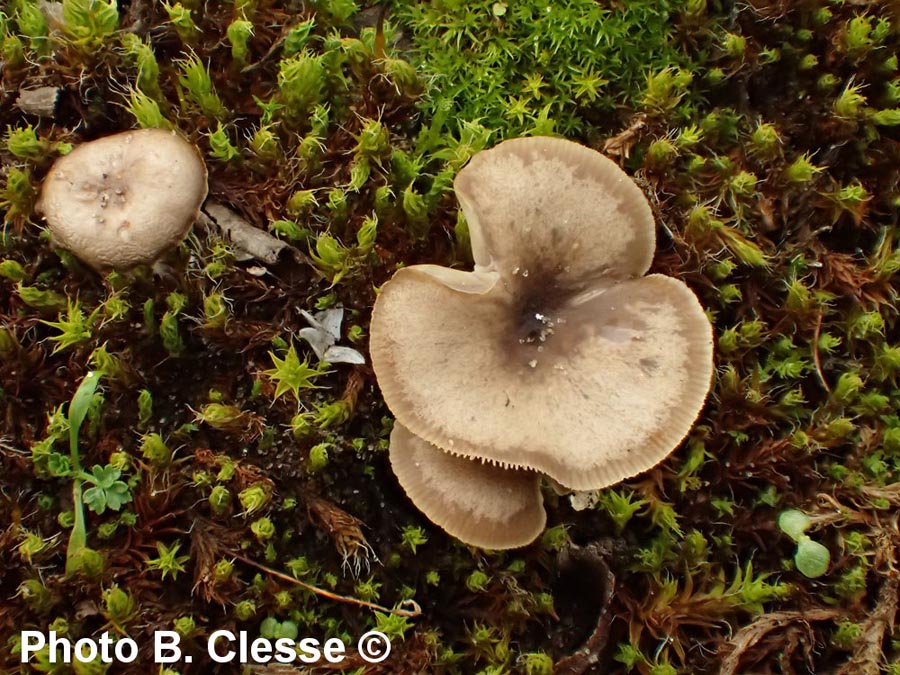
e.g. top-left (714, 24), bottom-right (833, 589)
top-left (278, 51), bottom-right (326, 120)
top-left (64, 371), bottom-right (104, 576)
top-left (146, 541), bottom-right (190, 580)
top-left (2, 167), bottom-right (35, 227)
top-left (238, 483), bottom-right (271, 515)
top-left (139, 433), bottom-right (172, 467)
top-left (373, 610), bottom-right (413, 642)
top-left (62, 0), bottom-right (118, 52)
top-left (260, 617), bottom-right (299, 640)
top-left (178, 53), bottom-right (227, 121)
top-left (42, 298), bottom-right (101, 354)
top-left (400, 525), bottom-right (428, 554)
top-left (163, 1), bottom-right (199, 43)
top-left (124, 88), bottom-right (171, 129)
top-left (227, 19), bottom-right (253, 67)
top-left (264, 343), bottom-right (328, 402)
top-left (6, 125), bottom-right (51, 160)
top-left (597, 488), bottom-right (647, 533)
top-left (207, 123), bottom-right (241, 163)
top-left (120, 34), bottom-right (162, 99)
top-left (778, 509), bottom-right (830, 578)
top-left (82, 465), bottom-right (132, 515)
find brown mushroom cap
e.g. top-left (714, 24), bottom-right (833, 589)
top-left (371, 137), bottom-right (714, 491)
top-left (389, 423), bottom-right (546, 549)
top-left (38, 129), bottom-right (208, 271)
top-left (455, 135), bottom-right (656, 286)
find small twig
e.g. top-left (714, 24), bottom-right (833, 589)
top-left (719, 608), bottom-right (841, 675)
top-left (812, 310), bottom-right (830, 393)
top-left (835, 526), bottom-right (899, 675)
top-left (232, 553), bottom-right (422, 618)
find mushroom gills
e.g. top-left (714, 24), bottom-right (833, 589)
top-left (389, 423), bottom-right (546, 550)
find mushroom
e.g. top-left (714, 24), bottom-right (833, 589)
top-left (389, 423), bottom-right (546, 550)
top-left (37, 128), bottom-right (208, 271)
top-left (371, 136), bottom-right (714, 547)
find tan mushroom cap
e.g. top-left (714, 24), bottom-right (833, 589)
top-left (38, 128), bottom-right (208, 271)
top-left (371, 136), bottom-right (714, 492)
top-left (373, 268), bottom-right (713, 490)
top-left (389, 423), bottom-right (546, 549)
top-left (455, 136), bottom-right (656, 286)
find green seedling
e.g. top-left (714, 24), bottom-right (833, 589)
top-left (6, 125), bottom-right (51, 161)
top-left (250, 125), bottom-right (280, 162)
top-left (64, 371), bottom-right (103, 576)
top-left (2, 167), bottom-right (34, 226)
top-left (250, 517), bottom-right (275, 542)
top-left (121, 34), bottom-right (162, 99)
top-left (278, 51), bottom-right (326, 119)
top-left (264, 343), bottom-right (328, 402)
top-left (42, 297), bottom-right (101, 354)
top-left (82, 465), bottom-right (132, 515)
top-left (206, 123), bottom-right (241, 162)
top-left (227, 19), bottom-right (253, 67)
top-left (778, 509), bottom-right (830, 578)
top-left (178, 53), bottom-right (227, 120)
top-left (833, 82), bottom-right (867, 120)
top-left (15, 1), bottom-right (50, 54)
top-left (124, 88), bottom-right (171, 129)
top-left (163, 1), bottom-right (199, 43)
top-left (0, 259), bottom-right (25, 281)
top-left (146, 541), bottom-right (190, 580)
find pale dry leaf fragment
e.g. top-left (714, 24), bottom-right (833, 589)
top-left (202, 201), bottom-right (298, 265)
top-left (297, 307), bottom-right (365, 365)
top-left (16, 86), bottom-right (60, 118)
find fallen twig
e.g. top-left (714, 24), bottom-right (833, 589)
top-left (232, 552), bottom-right (421, 618)
top-left (812, 310), bottom-right (830, 393)
top-left (835, 526), bottom-right (899, 675)
top-left (719, 608), bottom-right (841, 675)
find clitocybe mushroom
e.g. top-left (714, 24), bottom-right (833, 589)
top-left (371, 136), bottom-right (714, 548)
top-left (390, 423), bottom-right (546, 550)
top-left (38, 128), bottom-right (208, 271)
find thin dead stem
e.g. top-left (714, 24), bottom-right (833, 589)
top-left (232, 553), bottom-right (421, 618)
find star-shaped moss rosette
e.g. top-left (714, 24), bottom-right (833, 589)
top-left (371, 137), bottom-right (714, 549)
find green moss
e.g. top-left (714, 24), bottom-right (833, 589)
top-left (395, 0), bottom-right (686, 138)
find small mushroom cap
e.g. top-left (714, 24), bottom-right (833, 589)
top-left (455, 136), bottom-right (655, 286)
top-left (372, 266), bottom-right (713, 491)
top-left (389, 423), bottom-right (546, 549)
top-left (38, 129), bottom-right (208, 271)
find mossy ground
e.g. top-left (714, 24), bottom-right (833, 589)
top-left (1, 0), bottom-right (900, 673)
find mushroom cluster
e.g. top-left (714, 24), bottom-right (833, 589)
top-left (38, 128), bottom-right (208, 271)
top-left (371, 136), bottom-right (715, 549)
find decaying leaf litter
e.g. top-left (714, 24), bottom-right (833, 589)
top-left (2, 0), bottom-right (900, 673)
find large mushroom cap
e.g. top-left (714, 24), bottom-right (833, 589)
top-left (371, 137), bottom-right (714, 492)
top-left (38, 128), bottom-right (208, 271)
top-left (389, 423), bottom-right (546, 550)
